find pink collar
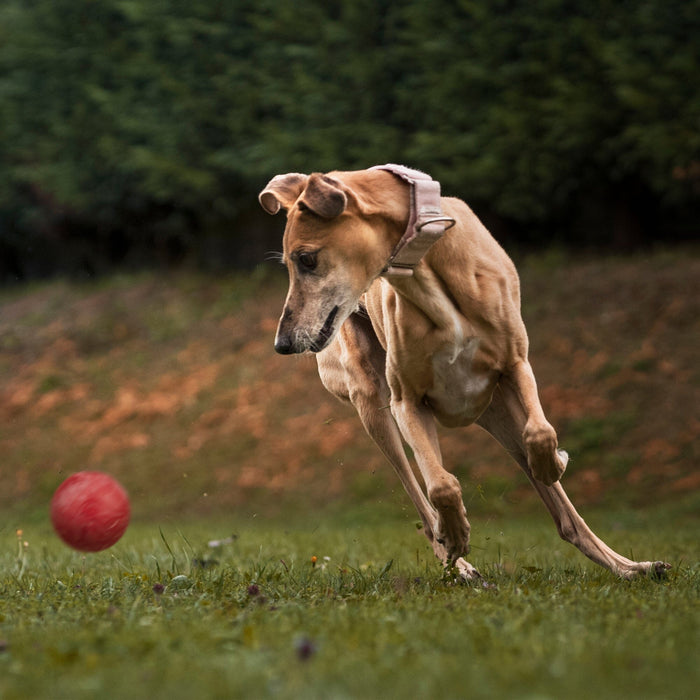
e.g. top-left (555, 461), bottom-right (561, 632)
top-left (370, 164), bottom-right (455, 277)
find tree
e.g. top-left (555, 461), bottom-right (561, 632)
top-left (1, 0), bottom-right (697, 281)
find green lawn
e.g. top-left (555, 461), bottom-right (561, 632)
top-left (1, 508), bottom-right (697, 700)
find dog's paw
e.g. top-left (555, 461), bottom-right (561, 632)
top-left (649, 561), bottom-right (672, 579)
top-left (618, 560), bottom-right (672, 580)
top-left (525, 425), bottom-right (567, 485)
top-left (443, 557), bottom-right (482, 584)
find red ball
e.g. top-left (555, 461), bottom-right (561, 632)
top-left (51, 471), bottom-right (130, 552)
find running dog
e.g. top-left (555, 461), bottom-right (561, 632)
top-left (259, 164), bottom-right (669, 579)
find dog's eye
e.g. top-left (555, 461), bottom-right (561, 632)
top-left (297, 201), bottom-right (320, 218)
top-left (297, 251), bottom-right (318, 271)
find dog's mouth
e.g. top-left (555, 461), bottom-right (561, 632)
top-left (310, 305), bottom-right (339, 353)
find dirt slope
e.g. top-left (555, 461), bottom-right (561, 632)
top-left (1, 249), bottom-right (698, 520)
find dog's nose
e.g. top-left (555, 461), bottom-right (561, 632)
top-left (274, 334), bottom-right (294, 354)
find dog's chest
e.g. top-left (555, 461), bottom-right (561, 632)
top-left (426, 338), bottom-right (497, 426)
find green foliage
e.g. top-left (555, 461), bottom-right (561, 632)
top-left (0, 0), bottom-right (698, 279)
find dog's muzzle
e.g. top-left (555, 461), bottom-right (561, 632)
top-left (274, 305), bottom-right (339, 355)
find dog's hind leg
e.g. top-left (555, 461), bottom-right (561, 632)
top-left (317, 314), bottom-right (480, 580)
top-left (476, 384), bottom-right (670, 579)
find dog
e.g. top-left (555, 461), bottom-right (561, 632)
top-left (259, 164), bottom-right (669, 580)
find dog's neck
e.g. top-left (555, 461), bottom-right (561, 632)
top-left (370, 164), bottom-right (455, 278)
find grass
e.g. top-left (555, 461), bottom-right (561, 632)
top-left (1, 508), bottom-right (698, 700)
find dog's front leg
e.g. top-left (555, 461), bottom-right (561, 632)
top-left (317, 318), bottom-right (478, 579)
top-left (390, 396), bottom-right (477, 577)
top-left (357, 395), bottom-right (478, 579)
top-left (504, 360), bottom-right (568, 485)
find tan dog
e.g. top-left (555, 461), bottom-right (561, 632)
top-left (259, 164), bottom-right (669, 580)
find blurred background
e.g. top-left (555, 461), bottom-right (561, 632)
top-left (1, 0), bottom-right (698, 281)
top-left (0, 0), bottom-right (698, 522)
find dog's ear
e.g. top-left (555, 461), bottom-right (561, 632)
top-left (300, 174), bottom-right (347, 219)
top-left (259, 173), bottom-right (308, 215)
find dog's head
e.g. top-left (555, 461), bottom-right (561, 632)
top-left (259, 170), bottom-right (398, 354)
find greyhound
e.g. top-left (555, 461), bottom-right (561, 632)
top-left (259, 164), bottom-right (669, 580)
